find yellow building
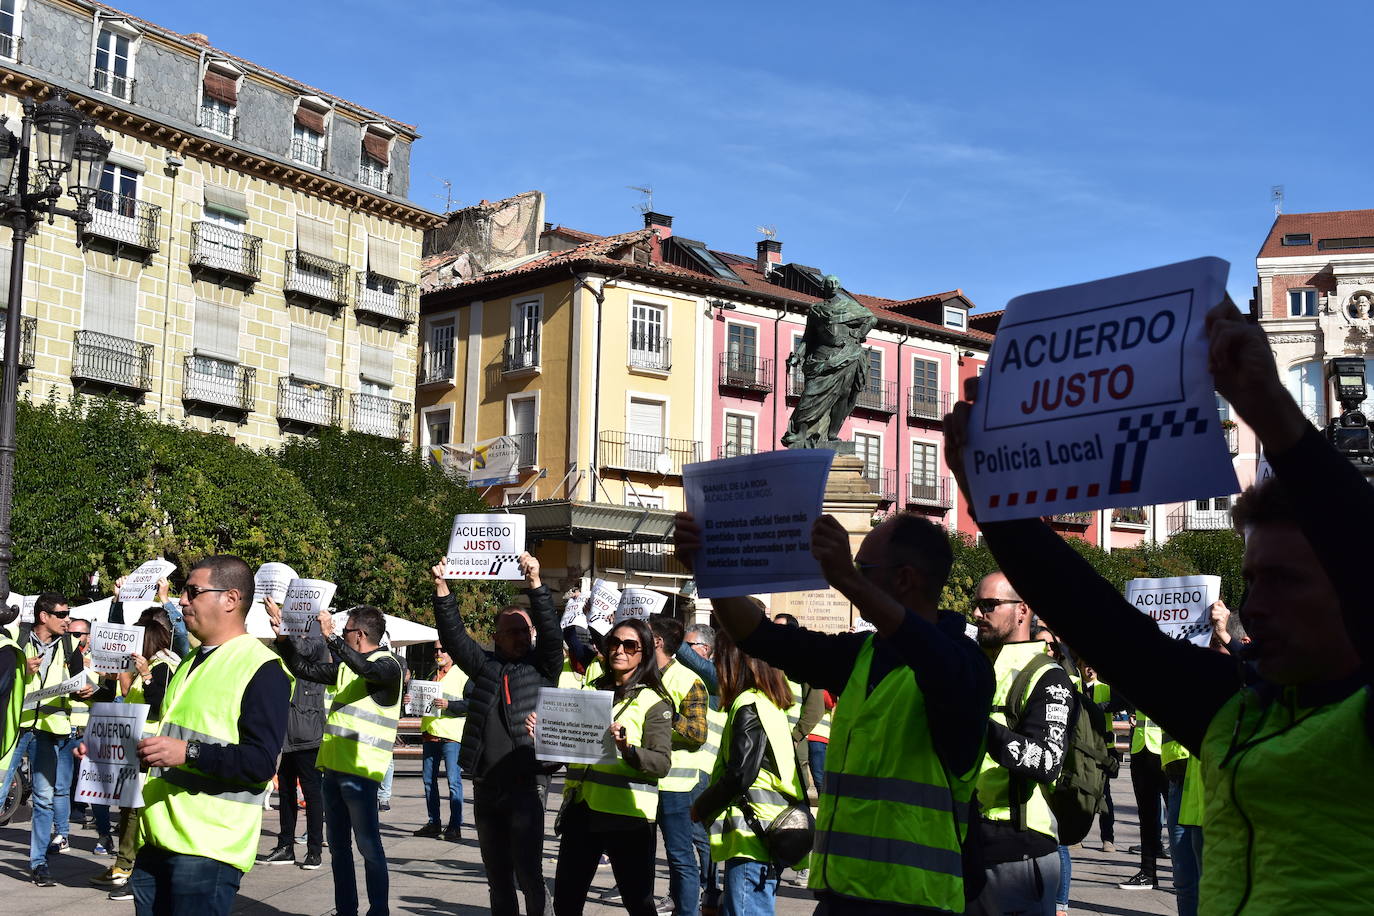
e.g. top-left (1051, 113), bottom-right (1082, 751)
top-left (0, 1), bottom-right (439, 448)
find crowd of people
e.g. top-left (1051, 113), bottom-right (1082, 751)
top-left (0, 298), bottom-right (1368, 916)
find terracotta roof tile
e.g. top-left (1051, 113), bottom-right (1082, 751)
top-left (1258, 209), bottom-right (1374, 259)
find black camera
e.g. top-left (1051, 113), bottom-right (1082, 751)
top-left (1326, 358), bottom-right (1374, 467)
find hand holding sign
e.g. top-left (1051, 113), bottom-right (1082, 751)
top-left (280, 579), bottom-right (337, 637)
top-left (1125, 575), bottom-right (1222, 647)
top-left (90, 623), bottom-right (144, 674)
top-left (254, 563), bottom-right (298, 606)
top-left (443, 514), bottom-right (526, 579)
top-left (119, 560), bottom-right (176, 603)
top-left (585, 579), bottom-right (621, 635)
top-left (615, 588), bottom-right (667, 624)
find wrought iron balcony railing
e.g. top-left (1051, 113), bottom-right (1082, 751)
top-left (0, 315), bottom-right (36, 369)
top-left (717, 443), bottom-right (757, 459)
top-left (788, 365), bottom-right (805, 397)
top-left (291, 137), bottom-right (325, 169)
top-left (419, 346), bottom-right (455, 385)
top-left (1167, 506), bottom-right (1233, 537)
top-left (198, 105), bottom-right (236, 138)
top-left (83, 192), bottom-right (161, 254)
top-left (92, 69), bottom-right (135, 101)
top-left (599, 431), bottom-right (702, 475)
top-left (509, 432), bottom-right (537, 467)
top-left (284, 250), bottom-right (349, 308)
top-left (277, 378), bottom-right (343, 428)
top-left (190, 221), bottom-right (262, 282)
top-left (71, 330), bottom-right (152, 391)
top-left (1112, 506), bottom-right (1150, 526)
top-left (860, 466), bottom-right (898, 502)
top-left (1049, 512), bottom-right (1095, 527)
top-left (503, 332), bottom-right (540, 373)
top-left (359, 163), bottom-right (391, 193)
top-left (855, 378), bottom-right (898, 414)
top-left (182, 356), bottom-right (254, 412)
top-left (0, 32), bottom-right (22, 62)
top-left (596, 541), bottom-right (691, 577)
top-left (907, 474), bottom-right (954, 508)
top-left (355, 273), bottom-right (417, 325)
top-left (350, 392), bottom-right (412, 440)
top-left (1224, 425), bottom-right (1239, 455)
top-left (908, 387), bottom-right (952, 422)
top-left (718, 353), bottom-right (774, 392)
top-left (629, 334), bottom-right (671, 372)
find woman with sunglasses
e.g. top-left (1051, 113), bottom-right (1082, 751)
top-left (547, 617), bottom-right (672, 916)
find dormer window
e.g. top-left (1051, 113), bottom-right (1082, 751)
top-left (92, 18), bottom-right (139, 101)
top-left (1281, 233), bottom-right (1312, 246)
top-left (943, 306), bottom-right (967, 329)
top-left (292, 98), bottom-right (329, 169)
top-left (359, 125), bottom-right (392, 192)
top-left (0, 0), bottom-right (24, 62)
top-left (199, 62), bottom-right (240, 138)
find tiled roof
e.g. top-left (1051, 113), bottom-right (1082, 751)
top-left (1258, 210), bottom-right (1374, 259)
top-left (543, 225), bottom-right (603, 243)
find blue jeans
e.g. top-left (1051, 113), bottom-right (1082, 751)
top-left (1055, 845), bottom-right (1071, 908)
top-left (660, 788), bottom-right (700, 915)
top-left (131, 845), bottom-right (243, 916)
top-left (807, 740), bottom-right (827, 795)
top-left (27, 730), bottom-right (70, 868)
top-left (690, 774), bottom-right (716, 900)
top-left (378, 760), bottom-right (394, 804)
top-left (52, 731), bottom-right (79, 839)
top-left (721, 858), bottom-right (776, 916)
top-left (421, 740), bottom-right (463, 829)
top-left (1167, 779), bottom-right (1203, 916)
top-left (0, 728), bottom-right (34, 806)
top-left (323, 768), bottom-right (389, 916)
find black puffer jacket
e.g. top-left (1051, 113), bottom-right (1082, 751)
top-left (281, 637), bottom-right (329, 753)
top-left (434, 585), bottom-right (561, 778)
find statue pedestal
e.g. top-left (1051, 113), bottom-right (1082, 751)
top-left (772, 454), bottom-right (881, 633)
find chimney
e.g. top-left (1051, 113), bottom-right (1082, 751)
top-left (643, 211), bottom-right (673, 237)
top-left (756, 239), bottom-right (782, 274)
top-left (186, 32), bottom-right (211, 46)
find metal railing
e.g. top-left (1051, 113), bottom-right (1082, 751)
top-left (182, 357), bottom-right (254, 412)
top-left (503, 332), bottom-right (540, 373)
top-left (906, 474), bottom-right (954, 508)
top-left (291, 137), bottom-right (325, 169)
top-left (1111, 506), bottom-right (1150, 526)
top-left (859, 466), bottom-right (897, 502)
top-left (718, 353), bottom-right (773, 392)
top-left (91, 69), bottom-right (135, 101)
top-left (1167, 506), bottom-right (1233, 537)
top-left (1049, 512), bottom-right (1094, 527)
top-left (596, 541), bottom-right (691, 577)
top-left (0, 33), bottom-right (22, 62)
top-left (0, 315), bottom-right (36, 368)
top-left (359, 162), bottom-right (391, 193)
top-left (509, 431), bottom-right (537, 466)
top-left (198, 105), bottom-right (236, 138)
top-left (277, 378), bottom-right (343, 428)
top-left (84, 192), bottom-right (161, 252)
top-left (788, 365), bottom-right (805, 397)
top-left (350, 392), bottom-right (412, 440)
top-left (71, 330), bottom-right (152, 391)
top-left (629, 334), bottom-right (671, 372)
top-left (855, 378), bottom-right (898, 413)
top-left (355, 273), bottom-right (417, 324)
top-left (190, 221), bottom-right (262, 281)
top-left (1224, 425), bottom-right (1239, 455)
top-left (908, 387), bottom-right (952, 421)
top-left (717, 443), bottom-right (757, 458)
top-left (284, 250), bottom-right (349, 307)
top-left (599, 431), bottom-right (702, 475)
top-left (419, 346), bottom-right (454, 385)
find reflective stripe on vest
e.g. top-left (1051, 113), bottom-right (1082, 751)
top-left (659, 660), bottom-right (706, 793)
top-left (566, 685), bottom-right (663, 820)
top-left (21, 637), bottom-right (73, 735)
top-left (811, 635), bottom-right (974, 910)
top-left (709, 690), bottom-right (804, 866)
top-left (0, 634), bottom-right (23, 774)
top-left (317, 649), bottom-right (402, 781)
top-left (421, 665), bottom-right (468, 741)
top-left (141, 634), bottom-right (288, 873)
top-left (1131, 714), bottom-right (1163, 755)
top-left (681, 706), bottom-right (725, 777)
top-left (558, 658), bottom-right (583, 690)
top-left (785, 678), bottom-right (802, 731)
top-left (977, 641), bottom-right (1059, 840)
top-left (810, 708), bottom-right (832, 741)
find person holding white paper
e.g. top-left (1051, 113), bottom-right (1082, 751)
top-left (410, 640), bottom-right (469, 843)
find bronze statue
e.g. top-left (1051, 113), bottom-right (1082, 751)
top-left (782, 275), bottom-right (878, 449)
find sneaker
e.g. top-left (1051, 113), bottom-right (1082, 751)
top-left (301, 850), bottom-right (323, 870)
top-left (412, 822), bottom-right (443, 838)
top-left (95, 835), bottom-right (115, 856)
top-left (654, 896), bottom-right (674, 915)
top-left (378, 801), bottom-right (391, 812)
top-left (91, 865), bottom-right (132, 888)
top-left (109, 886), bottom-right (135, 901)
top-left (257, 845), bottom-right (296, 865)
top-left (786, 868), bottom-right (809, 887)
top-left (443, 826), bottom-right (462, 843)
top-left (1102, 840), bottom-right (1116, 853)
top-left (1127, 844), bottom-right (1168, 858)
top-left (1117, 871), bottom-right (1156, 890)
top-left (47, 835), bottom-right (69, 854)
top-left (598, 854), bottom-right (612, 868)
top-left (31, 865), bottom-right (56, 887)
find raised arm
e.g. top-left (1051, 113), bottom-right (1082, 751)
top-left (431, 563), bottom-right (491, 678)
top-left (522, 554), bottom-right (563, 682)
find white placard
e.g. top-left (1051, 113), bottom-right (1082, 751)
top-left (964, 258), bottom-right (1240, 522)
top-left (586, 579), bottom-right (621, 635)
top-left (254, 562), bottom-right (298, 606)
top-left (561, 592), bottom-right (588, 630)
top-left (19, 594), bottom-right (35, 624)
top-left (22, 671), bottom-right (88, 709)
top-left (406, 679), bottom-right (442, 717)
top-left (683, 449), bottom-right (834, 599)
top-left (90, 622), bottom-right (144, 674)
top-left (75, 702), bottom-right (148, 807)
top-left (534, 686), bottom-right (615, 764)
top-left (281, 579), bottom-right (337, 637)
top-left (1125, 575), bottom-right (1222, 647)
top-left (442, 513), bottom-right (525, 579)
top-left (118, 560), bottom-right (176, 603)
top-left (615, 588), bottom-right (667, 623)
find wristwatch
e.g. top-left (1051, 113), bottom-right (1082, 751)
top-left (185, 739), bottom-right (202, 764)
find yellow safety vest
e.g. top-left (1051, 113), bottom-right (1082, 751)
top-left (0, 632), bottom-right (23, 773)
top-left (126, 658), bottom-right (172, 738)
top-left (785, 678), bottom-right (803, 733)
top-left (1160, 737), bottom-right (1190, 769)
top-left (141, 635), bottom-right (288, 873)
top-left (976, 641), bottom-right (1061, 842)
top-left (558, 658), bottom-right (583, 690)
top-left (1178, 756), bottom-right (1204, 828)
top-left (709, 689), bottom-right (805, 865)
top-left (659, 659), bottom-right (706, 793)
top-left (318, 648), bottom-right (402, 782)
top-left (20, 634), bottom-right (75, 735)
top-left (583, 657), bottom-right (605, 685)
top-left (1087, 681), bottom-right (1116, 745)
top-left (809, 708), bottom-right (832, 742)
top-left (682, 706), bottom-right (725, 778)
top-left (565, 684), bottom-right (665, 820)
top-left (1131, 714), bottom-right (1163, 755)
top-left (421, 665), bottom-right (468, 741)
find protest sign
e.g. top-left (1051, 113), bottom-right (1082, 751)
top-left (22, 671), bottom-right (87, 709)
top-left (281, 579), bottom-right (337, 637)
top-left (118, 559), bottom-right (176, 602)
top-left (442, 513), bottom-right (525, 579)
top-left (19, 594), bottom-right (34, 624)
top-left (585, 579), bottom-right (621, 635)
top-left (683, 449), bottom-right (834, 599)
top-left (406, 679), bottom-right (442, 717)
top-left (964, 258), bottom-right (1240, 522)
top-left (614, 588), bottom-right (667, 623)
top-left (560, 592), bottom-right (588, 630)
top-left (534, 687), bottom-right (615, 765)
top-left (90, 622), bottom-right (144, 674)
top-left (1125, 575), bottom-right (1222, 647)
top-left (75, 702), bottom-right (148, 807)
top-left (254, 562), bottom-right (298, 606)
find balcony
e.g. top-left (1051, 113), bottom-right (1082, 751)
top-left (509, 432), bottom-right (538, 467)
top-left (503, 332), bottom-right (540, 373)
top-left (82, 192), bottom-right (160, 258)
top-left (599, 431), bottom-right (702, 475)
top-left (419, 347), bottom-right (455, 386)
top-left (1224, 425), bottom-right (1239, 455)
top-left (1049, 512), bottom-right (1094, 527)
top-left (284, 250), bottom-right (349, 310)
top-left (182, 357), bottom-right (254, 414)
top-left (91, 68), bottom-right (135, 102)
top-left (1111, 506), bottom-right (1150, 527)
top-left (855, 379), bottom-right (898, 414)
top-left (717, 443), bottom-right (757, 459)
top-left (71, 330), bottom-right (152, 392)
top-left (859, 466), bottom-right (898, 503)
top-left (629, 334), bottom-right (671, 373)
top-left (190, 222), bottom-right (262, 284)
top-left (0, 32), bottom-right (22, 62)
top-left (908, 387), bottom-right (952, 422)
top-left (277, 378), bottom-right (342, 429)
top-left (291, 137), bottom-right (325, 169)
top-left (787, 366), bottom-right (805, 397)
top-left (197, 105), bottom-right (236, 138)
top-left (718, 353), bottom-right (773, 393)
top-left (1167, 506), bottom-right (1233, 537)
top-left (350, 392), bottom-right (412, 440)
top-left (355, 273), bottom-right (417, 326)
top-left (0, 315), bottom-right (36, 370)
top-left (907, 474), bottom-right (954, 509)
top-left (359, 162), bottom-right (391, 193)
top-left (596, 541), bottom-right (690, 577)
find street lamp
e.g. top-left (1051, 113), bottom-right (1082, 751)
top-left (0, 90), bottom-right (110, 598)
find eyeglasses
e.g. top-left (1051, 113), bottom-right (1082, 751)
top-left (686, 641), bottom-right (710, 649)
top-left (972, 598), bottom-right (1021, 612)
top-left (183, 584), bottom-right (230, 600)
top-left (45, 609), bottom-right (70, 618)
top-left (343, 627), bottom-right (363, 637)
top-left (605, 637), bottom-right (643, 655)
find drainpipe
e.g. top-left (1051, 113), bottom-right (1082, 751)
top-left (572, 270), bottom-right (608, 499)
top-left (155, 146), bottom-right (184, 421)
top-left (772, 305), bottom-right (786, 446)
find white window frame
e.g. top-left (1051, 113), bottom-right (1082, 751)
top-left (854, 430), bottom-right (883, 480)
top-left (625, 391), bottom-right (669, 472)
top-left (628, 298), bottom-right (671, 374)
top-left (0, 0), bottom-right (26, 62)
top-left (910, 438), bottom-right (941, 504)
top-left (506, 295), bottom-right (541, 374)
top-left (1288, 288), bottom-right (1318, 317)
top-left (422, 316), bottom-right (456, 384)
top-left (722, 409), bottom-right (757, 458)
top-left (943, 306), bottom-right (967, 329)
top-left (291, 96), bottom-right (331, 169)
top-left (91, 17), bottom-right (140, 101)
top-left (421, 405), bottom-right (454, 450)
top-left (507, 391), bottom-right (540, 469)
top-left (624, 492), bottom-right (665, 509)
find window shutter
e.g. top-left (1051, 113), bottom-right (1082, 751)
top-left (362, 129), bottom-right (390, 166)
top-left (368, 237), bottom-right (401, 279)
top-left (84, 272), bottom-right (138, 340)
top-left (296, 215), bottom-right (333, 259)
top-left (359, 344), bottom-right (392, 385)
top-left (193, 300), bottom-right (240, 361)
top-left (294, 105), bottom-right (326, 134)
top-left (289, 325), bottom-right (328, 384)
top-left (510, 398), bottom-right (536, 436)
top-left (203, 184), bottom-right (249, 220)
top-left (628, 398), bottom-right (663, 438)
top-left (202, 70), bottom-right (238, 105)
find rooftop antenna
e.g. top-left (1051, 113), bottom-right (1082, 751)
top-left (628, 185), bottom-right (654, 214)
top-left (432, 176), bottom-right (459, 212)
top-left (1271, 184), bottom-right (1284, 217)
top-left (756, 224), bottom-right (777, 240)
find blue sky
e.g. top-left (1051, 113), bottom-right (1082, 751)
top-left (131, 0), bottom-right (1373, 311)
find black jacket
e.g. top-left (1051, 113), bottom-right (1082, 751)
top-left (433, 585), bottom-right (561, 779)
top-left (280, 637), bottom-right (329, 753)
top-left (694, 703), bottom-right (781, 823)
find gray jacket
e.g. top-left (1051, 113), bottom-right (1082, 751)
top-left (282, 636), bottom-right (329, 753)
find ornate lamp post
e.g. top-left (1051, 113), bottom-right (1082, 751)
top-left (0, 91), bottom-right (110, 597)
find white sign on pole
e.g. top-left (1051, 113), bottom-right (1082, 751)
top-left (615, 588), bottom-right (667, 623)
top-left (119, 560), bottom-right (176, 603)
top-left (963, 258), bottom-right (1240, 522)
top-left (683, 449), bottom-right (834, 599)
top-left (281, 579), bottom-right (337, 637)
top-left (75, 702), bottom-right (148, 807)
top-left (442, 513), bottom-right (525, 579)
top-left (1125, 575), bottom-right (1222, 647)
top-left (560, 592), bottom-right (588, 630)
top-left (22, 672), bottom-right (88, 709)
top-left (254, 562), bottom-right (299, 606)
top-left (90, 622), bottom-right (144, 674)
top-left (534, 686), bottom-right (615, 765)
top-left (585, 580), bottom-right (621, 635)
top-left (405, 679), bottom-right (442, 717)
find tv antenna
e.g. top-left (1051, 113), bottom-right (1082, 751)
top-left (433, 176), bottom-right (460, 213)
top-left (628, 185), bottom-right (654, 214)
top-left (1271, 185), bottom-right (1284, 216)
top-left (756, 224), bottom-right (777, 240)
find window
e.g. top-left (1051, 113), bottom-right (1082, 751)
top-left (1215, 394), bottom-right (1231, 422)
top-left (1281, 233), bottom-right (1311, 246)
top-left (854, 432), bottom-right (882, 481)
top-left (861, 348), bottom-right (885, 408)
top-left (292, 103), bottom-right (328, 168)
top-left (625, 492), bottom-right (665, 509)
top-left (630, 303), bottom-right (668, 370)
top-left (0, 0), bottom-right (22, 61)
top-left (725, 322), bottom-right (758, 381)
top-left (190, 300), bottom-right (241, 398)
top-left (911, 357), bottom-right (940, 417)
top-left (723, 413), bottom-right (755, 458)
top-left (1194, 497), bottom-right (1230, 512)
top-left (93, 25), bottom-right (134, 100)
top-left (508, 298), bottom-right (540, 371)
top-left (423, 409), bottom-right (451, 448)
top-left (1288, 289), bottom-right (1317, 317)
top-left (509, 396), bottom-right (537, 466)
top-left (359, 127), bottom-right (391, 191)
top-left (943, 307), bottom-right (967, 329)
top-left (627, 397), bottom-right (665, 471)
top-left (288, 325), bottom-right (328, 384)
top-left (199, 66), bottom-right (237, 137)
top-left (911, 441), bottom-right (939, 501)
top-left (1287, 360), bottom-right (1326, 424)
top-left (424, 319), bottom-right (455, 383)
top-left (95, 163), bottom-right (138, 217)
top-left (84, 271), bottom-right (138, 340)
top-left (361, 237), bottom-right (407, 320)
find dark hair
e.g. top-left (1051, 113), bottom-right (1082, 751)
top-left (136, 606), bottom-right (173, 633)
top-left (347, 605), bottom-right (386, 644)
top-left (1231, 478), bottom-right (1298, 531)
top-left (772, 613), bottom-right (800, 628)
top-left (189, 555), bottom-right (253, 610)
top-left (714, 626), bottom-right (793, 712)
top-left (886, 512), bottom-right (954, 601)
top-left (67, 617), bottom-right (91, 635)
top-left (595, 618), bottom-right (667, 702)
top-left (34, 592), bottom-right (68, 620)
top-left (649, 616), bottom-right (685, 655)
top-left (142, 621), bottom-right (172, 659)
